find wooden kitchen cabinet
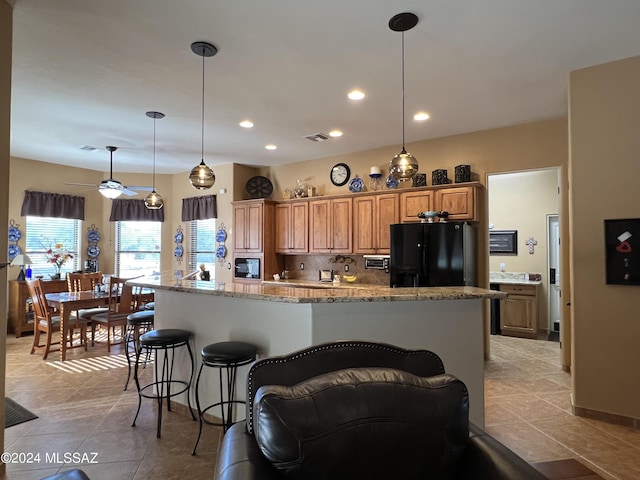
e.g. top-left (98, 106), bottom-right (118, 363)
top-left (309, 198), bottom-right (352, 253)
top-left (233, 200), bottom-right (275, 253)
top-left (499, 284), bottom-right (539, 339)
top-left (400, 190), bottom-right (435, 223)
top-left (8, 279), bottom-right (67, 337)
top-left (275, 201), bottom-right (309, 253)
top-left (435, 186), bottom-right (477, 221)
top-left (353, 193), bottom-right (399, 254)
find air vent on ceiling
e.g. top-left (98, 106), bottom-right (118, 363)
top-left (304, 133), bottom-right (330, 142)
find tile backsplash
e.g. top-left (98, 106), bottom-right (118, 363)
top-left (280, 255), bottom-right (389, 285)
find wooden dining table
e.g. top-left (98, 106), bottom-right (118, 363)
top-left (46, 290), bottom-right (109, 361)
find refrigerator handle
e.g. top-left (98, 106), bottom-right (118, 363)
top-left (415, 242), bottom-right (423, 287)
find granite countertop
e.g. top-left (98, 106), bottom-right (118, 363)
top-left (129, 274), bottom-right (505, 304)
top-left (489, 272), bottom-right (542, 286)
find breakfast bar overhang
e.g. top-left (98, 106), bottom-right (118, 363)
top-left (129, 276), bottom-right (504, 428)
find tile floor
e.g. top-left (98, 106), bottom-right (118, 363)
top-left (486, 335), bottom-right (640, 480)
top-left (3, 333), bottom-right (640, 479)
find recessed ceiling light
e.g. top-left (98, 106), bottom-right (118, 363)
top-left (265, 144), bottom-right (277, 150)
top-left (347, 90), bottom-right (365, 100)
top-left (413, 112), bottom-right (430, 121)
top-left (239, 120), bottom-right (254, 128)
top-left (329, 130), bottom-right (343, 137)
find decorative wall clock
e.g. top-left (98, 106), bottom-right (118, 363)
top-left (330, 163), bottom-right (351, 187)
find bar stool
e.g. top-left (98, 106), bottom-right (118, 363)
top-left (123, 310), bottom-right (155, 390)
top-left (132, 328), bottom-right (196, 438)
top-left (191, 341), bottom-right (257, 455)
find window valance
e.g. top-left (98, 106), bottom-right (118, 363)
top-left (109, 199), bottom-right (165, 222)
top-left (181, 195), bottom-right (217, 221)
top-left (20, 190), bottom-right (85, 220)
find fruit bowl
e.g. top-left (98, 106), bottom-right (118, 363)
top-left (343, 274), bottom-right (358, 283)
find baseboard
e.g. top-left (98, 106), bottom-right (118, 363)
top-left (574, 405), bottom-right (640, 429)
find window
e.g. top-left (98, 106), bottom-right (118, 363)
top-left (116, 221), bottom-right (161, 278)
top-left (189, 218), bottom-right (216, 279)
top-left (25, 216), bottom-right (81, 277)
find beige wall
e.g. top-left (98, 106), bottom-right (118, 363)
top-left (489, 169), bottom-right (562, 332)
top-left (569, 54), bottom-right (640, 421)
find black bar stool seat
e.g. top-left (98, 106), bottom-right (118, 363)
top-left (143, 301), bottom-right (155, 310)
top-left (192, 341), bottom-right (257, 455)
top-left (132, 328), bottom-right (195, 438)
top-left (123, 310), bottom-right (155, 390)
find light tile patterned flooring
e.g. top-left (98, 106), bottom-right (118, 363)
top-left (486, 335), bottom-right (640, 480)
top-left (3, 333), bottom-right (640, 479)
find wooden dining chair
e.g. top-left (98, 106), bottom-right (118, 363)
top-left (86, 276), bottom-right (138, 352)
top-left (67, 271), bottom-right (103, 292)
top-left (26, 279), bottom-right (89, 360)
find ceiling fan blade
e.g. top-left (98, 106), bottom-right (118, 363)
top-left (64, 182), bottom-right (99, 188)
top-left (120, 187), bottom-right (139, 196)
top-left (126, 185), bottom-right (154, 192)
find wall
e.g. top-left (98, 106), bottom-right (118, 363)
top-left (569, 54), bottom-right (640, 423)
top-left (1, 0), bottom-right (12, 470)
top-left (488, 169), bottom-right (561, 332)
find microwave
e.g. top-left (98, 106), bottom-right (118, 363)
top-left (234, 258), bottom-right (261, 279)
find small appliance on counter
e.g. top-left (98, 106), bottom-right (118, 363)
top-left (319, 269), bottom-right (333, 282)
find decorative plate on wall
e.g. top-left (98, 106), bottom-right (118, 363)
top-left (174, 245), bottom-right (184, 258)
top-left (348, 176), bottom-right (364, 193)
top-left (87, 245), bottom-right (101, 258)
top-left (8, 225), bottom-right (21, 242)
top-left (246, 175), bottom-right (274, 199)
top-left (8, 244), bottom-right (21, 260)
top-left (87, 229), bottom-right (101, 243)
top-left (215, 228), bottom-right (227, 243)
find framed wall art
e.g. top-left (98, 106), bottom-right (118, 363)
top-left (604, 218), bottom-right (640, 285)
top-left (489, 230), bottom-right (518, 255)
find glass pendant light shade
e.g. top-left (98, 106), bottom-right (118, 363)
top-left (388, 12), bottom-right (420, 182)
top-left (144, 190), bottom-right (164, 210)
top-left (390, 149), bottom-right (419, 181)
top-left (189, 41), bottom-right (218, 190)
top-left (189, 160), bottom-right (216, 189)
top-left (145, 111), bottom-right (165, 210)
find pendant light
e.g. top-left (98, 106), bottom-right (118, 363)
top-left (189, 41), bottom-right (217, 190)
top-left (144, 111), bottom-right (165, 210)
top-left (388, 12), bottom-right (419, 182)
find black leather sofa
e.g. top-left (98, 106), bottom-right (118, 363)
top-left (213, 341), bottom-right (546, 480)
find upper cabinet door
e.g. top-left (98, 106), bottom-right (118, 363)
top-left (309, 198), bottom-right (352, 253)
top-left (275, 202), bottom-right (308, 253)
top-left (233, 201), bottom-right (264, 252)
top-left (436, 186), bottom-right (477, 221)
top-left (400, 191), bottom-right (434, 222)
top-left (354, 193), bottom-right (399, 254)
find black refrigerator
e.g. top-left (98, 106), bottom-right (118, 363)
top-left (389, 222), bottom-right (476, 287)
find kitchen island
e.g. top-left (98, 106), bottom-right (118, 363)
top-left (129, 275), bottom-right (504, 428)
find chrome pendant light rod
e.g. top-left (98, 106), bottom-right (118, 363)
top-left (145, 111), bottom-right (165, 210)
top-left (189, 41), bottom-right (218, 190)
top-left (388, 12), bottom-right (419, 182)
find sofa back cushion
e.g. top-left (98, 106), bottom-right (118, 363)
top-left (253, 368), bottom-right (469, 480)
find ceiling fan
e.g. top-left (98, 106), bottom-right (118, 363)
top-left (65, 146), bottom-right (153, 199)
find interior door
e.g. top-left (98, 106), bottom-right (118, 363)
top-left (547, 214), bottom-right (561, 340)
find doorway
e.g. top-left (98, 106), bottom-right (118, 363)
top-left (487, 168), bottom-right (562, 342)
top-left (547, 214), bottom-right (561, 342)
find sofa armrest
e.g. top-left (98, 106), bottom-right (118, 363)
top-left (214, 421), bottom-right (280, 480)
top-left (456, 424), bottom-right (547, 480)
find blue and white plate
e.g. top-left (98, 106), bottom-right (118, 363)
top-left (174, 245), bottom-right (183, 258)
top-left (8, 226), bottom-right (21, 242)
top-left (348, 176), bottom-right (365, 193)
top-left (87, 245), bottom-right (100, 258)
top-left (385, 175), bottom-right (399, 189)
top-left (216, 245), bottom-right (227, 259)
top-left (216, 229), bottom-right (227, 243)
top-left (174, 231), bottom-right (184, 244)
top-left (87, 229), bottom-right (100, 243)
top-left (8, 244), bottom-right (21, 260)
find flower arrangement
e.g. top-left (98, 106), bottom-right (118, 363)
top-left (46, 242), bottom-right (73, 271)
